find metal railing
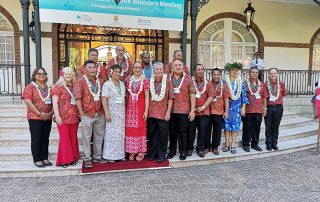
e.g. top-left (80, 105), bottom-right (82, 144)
top-left (204, 69), bottom-right (320, 96)
top-left (0, 64), bottom-right (28, 104)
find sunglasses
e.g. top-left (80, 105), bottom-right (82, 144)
top-left (36, 73), bottom-right (47, 76)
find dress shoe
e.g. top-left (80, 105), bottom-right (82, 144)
top-left (203, 149), bottom-right (209, 154)
top-left (197, 151), bottom-right (205, 158)
top-left (266, 146), bottom-right (272, 151)
top-left (212, 149), bottom-right (219, 155)
top-left (34, 161), bottom-right (46, 168)
top-left (84, 160), bottom-right (93, 168)
top-left (272, 145), bottom-right (279, 150)
top-left (243, 146), bottom-right (250, 152)
top-left (186, 150), bottom-right (193, 156)
top-left (42, 160), bottom-right (53, 166)
top-left (251, 145), bottom-right (262, 151)
top-left (60, 164), bottom-right (68, 168)
top-left (179, 153), bottom-right (187, 160)
top-left (93, 158), bottom-right (108, 164)
top-left (167, 151), bottom-right (176, 159)
top-left (157, 156), bottom-right (165, 163)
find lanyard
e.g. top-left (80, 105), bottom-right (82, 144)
top-left (132, 80), bottom-right (140, 92)
top-left (64, 85), bottom-right (75, 99)
top-left (155, 82), bottom-right (162, 93)
top-left (213, 80), bottom-right (221, 94)
top-left (32, 82), bottom-right (48, 97)
top-left (87, 79), bottom-right (97, 94)
top-left (195, 80), bottom-right (205, 90)
top-left (249, 81), bottom-right (258, 91)
top-left (173, 76), bottom-right (182, 87)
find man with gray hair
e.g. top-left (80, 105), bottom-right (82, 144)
top-left (148, 62), bottom-right (174, 163)
top-left (164, 50), bottom-right (190, 75)
top-left (107, 45), bottom-right (133, 81)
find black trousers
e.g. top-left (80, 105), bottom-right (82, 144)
top-left (187, 115), bottom-right (210, 151)
top-left (258, 70), bottom-right (264, 81)
top-left (148, 118), bottom-right (169, 158)
top-left (265, 105), bottom-right (283, 147)
top-left (28, 119), bottom-right (52, 162)
top-left (169, 113), bottom-right (189, 154)
top-left (242, 113), bottom-right (262, 147)
top-left (206, 114), bottom-right (224, 149)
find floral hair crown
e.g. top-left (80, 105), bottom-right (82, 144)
top-left (224, 62), bottom-right (243, 71)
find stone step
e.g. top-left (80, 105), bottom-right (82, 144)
top-left (0, 105), bottom-right (26, 113)
top-left (169, 135), bottom-right (319, 168)
top-left (0, 112), bottom-right (28, 122)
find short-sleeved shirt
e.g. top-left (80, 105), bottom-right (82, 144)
top-left (77, 64), bottom-right (108, 82)
top-left (22, 83), bottom-right (53, 120)
top-left (74, 77), bottom-right (104, 118)
top-left (210, 81), bottom-right (231, 115)
top-left (171, 74), bottom-right (195, 114)
top-left (264, 80), bottom-right (287, 105)
top-left (149, 77), bottom-right (174, 120)
top-left (107, 57), bottom-right (133, 81)
top-left (194, 78), bottom-right (214, 116)
top-left (51, 84), bottom-right (79, 124)
top-left (245, 80), bottom-right (268, 114)
top-left (164, 62), bottom-right (190, 75)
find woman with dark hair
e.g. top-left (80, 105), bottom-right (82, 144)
top-left (52, 67), bottom-right (80, 168)
top-left (101, 64), bottom-right (126, 162)
top-left (22, 67), bottom-right (53, 167)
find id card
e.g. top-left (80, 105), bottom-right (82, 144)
top-left (174, 88), bottom-right (180, 94)
top-left (254, 93), bottom-right (261, 99)
top-left (269, 97), bottom-right (276, 102)
top-left (213, 98), bottom-right (217, 102)
top-left (44, 98), bottom-right (52, 105)
top-left (93, 95), bottom-right (100, 101)
top-left (71, 98), bottom-right (76, 105)
top-left (115, 97), bottom-right (123, 104)
top-left (195, 93), bottom-right (201, 99)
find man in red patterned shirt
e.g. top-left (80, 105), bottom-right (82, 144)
top-left (77, 48), bottom-right (108, 83)
top-left (75, 60), bottom-right (107, 168)
top-left (187, 64), bottom-right (213, 158)
top-left (148, 62), bottom-right (174, 163)
top-left (264, 67), bottom-right (287, 151)
top-left (107, 45), bottom-right (133, 81)
top-left (167, 60), bottom-right (196, 160)
top-left (164, 50), bottom-right (190, 75)
top-left (242, 67), bottom-right (267, 152)
top-left (207, 68), bottom-right (230, 155)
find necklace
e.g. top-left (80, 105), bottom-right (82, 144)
top-left (192, 77), bottom-right (207, 95)
top-left (84, 75), bottom-right (101, 98)
top-left (267, 79), bottom-right (280, 101)
top-left (246, 79), bottom-right (261, 95)
top-left (170, 72), bottom-right (186, 90)
top-left (226, 75), bottom-right (242, 100)
top-left (115, 57), bottom-right (129, 74)
top-left (128, 74), bottom-right (144, 98)
top-left (150, 74), bottom-right (167, 102)
top-left (31, 81), bottom-right (51, 102)
top-left (213, 80), bottom-right (223, 98)
top-left (111, 79), bottom-right (125, 98)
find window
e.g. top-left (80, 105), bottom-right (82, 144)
top-left (0, 14), bottom-right (14, 64)
top-left (313, 33), bottom-right (320, 70)
top-left (198, 18), bottom-right (258, 69)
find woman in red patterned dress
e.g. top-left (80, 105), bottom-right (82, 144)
top-left (22, 68), bottom-right (53, 168)
top-left (52, 67), bottom-right (80, 168)
top-left (125, 62), bottom-right (150, 161)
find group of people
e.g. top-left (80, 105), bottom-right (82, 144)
top-left (22, 46), bottom-right (286, 169)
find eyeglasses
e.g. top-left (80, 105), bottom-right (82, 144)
top-left (36, 73), bottom-right (47, 76)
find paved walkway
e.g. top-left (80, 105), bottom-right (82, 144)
top-left (1, 149), bottom-right (320, 202)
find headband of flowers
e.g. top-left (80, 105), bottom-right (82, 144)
top-left (224, 62), bottom-right (243, 71)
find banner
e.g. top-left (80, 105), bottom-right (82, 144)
top-left (39, 0), bottom-right (184, 31)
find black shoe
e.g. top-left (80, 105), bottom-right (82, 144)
top-left (272, 145), bottom-right (279, 150)
top-left (60, 164), bottom-right (68, 168)
top-left (179, 153), bottom-right (187, 160)
top-left (167, 151), bottom-right (176, 159)
top-left (157, 156), bottom-right (165, 163)
top-left (34, 161), bottom-right (46, 168)
top-left (148, 155), bottom-right (155, 161)
top-left (251, 145), bottom-right (263, 151)
top-left (243, 146), bottom-right (250, 152)
top-left (266, 146), bottom-right (272, 151)
top-left (186, 150), bottom-right (193, 156)
top-left (197, 151), bottom-right (205, 158)
top-left (42, 160), bottom-right (53, 166)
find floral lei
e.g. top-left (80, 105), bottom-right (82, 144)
top-left (84, 75), bottom-right (101, 98)
top-left (111, 79), bottom-right (125, 98)
top-left (192, 77), bottom-right (207, 95)
top-left (267, 78), bottom-right (280, 100)
top-left (128, 74), bottom-right (144, 97)
top-left (226, 74), bottom-right (242, 100)
top-left (31, 81), bottom-right (51, 102)
top-left (246, 79), bottom-right (261, 95)
top-left (150, 74), bottom-right (167, 102)
top-left (213, 79), bottom-right (223, 99)
top-left (115, 57), bottom-right (129, 73)
top-left (170, 72), bottom-right (186, 90)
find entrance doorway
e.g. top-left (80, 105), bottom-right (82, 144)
top-left (57, 24), bottom-right (164, 71)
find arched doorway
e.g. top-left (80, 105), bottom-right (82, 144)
top-left (57, 24), bottom-right (165, 71)
top-left (311, 31), bottom-right (320, 70)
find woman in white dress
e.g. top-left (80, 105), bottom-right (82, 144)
top-left (101, 64), bottom-right (126, 162)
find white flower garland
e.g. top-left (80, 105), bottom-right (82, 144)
top-left (31, 81), bottom-right (51, 101)
top-left (114, 57), bottom-right (129, 73)
top-left (150, 74), bottom-right (167, 102)
top-left (192, 77), bottom-right (207, 95)
top-left (84, 75), bottom-right (101, 97)
top-left (213, 80), bottom-right (223, 99)
top-left (267, 79), bottom-right (280, 101)
top-left (128, 74), bottom-right (144, 97)
top-left (226, 74), bottom-right (242, 101)
top-left (170, 72), bottom-right (186, 91)
top-left (246, 79), bottom-right (261, 95)
top-left (111, 79), bottom-right (125, 98)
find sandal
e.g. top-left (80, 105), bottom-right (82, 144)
top-left (129, 154), bottom-right (135, 161)
top-left (230, 147), bottom-right (237, 154)
top-left (222, 145), bottom-right (230, 152)
top-left (136, 153), bottom-right (144, 161)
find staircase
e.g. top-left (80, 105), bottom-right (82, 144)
top-left (0, 104), bottom-right (318, 177)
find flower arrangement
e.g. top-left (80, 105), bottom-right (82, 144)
top-left (224, 62), bottom-right (243, 71)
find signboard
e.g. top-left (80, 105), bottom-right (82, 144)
top-left (39, 0), bottom-right (184, 31)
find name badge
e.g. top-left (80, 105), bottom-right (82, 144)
top-left (120, 71), bottom-right (124, 77)
top-left (174, 88), bottom-right (180, 94)
top-left (269, 97), bottom-right (276, 102)
top-left (115, 97), bottom-right (123, 104)
top-left (195, 93), bottom-right (201, 99)
top-left (213, 98), bottom-right (217, 102)
top-left (71, 98), bottom-right (76, 105)
top-left (93, 95), bottom-right (100, 101)
top-left (44, 98), bottom-right (52, 105)
top-left (254, 93), bottom-right (261, 99)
